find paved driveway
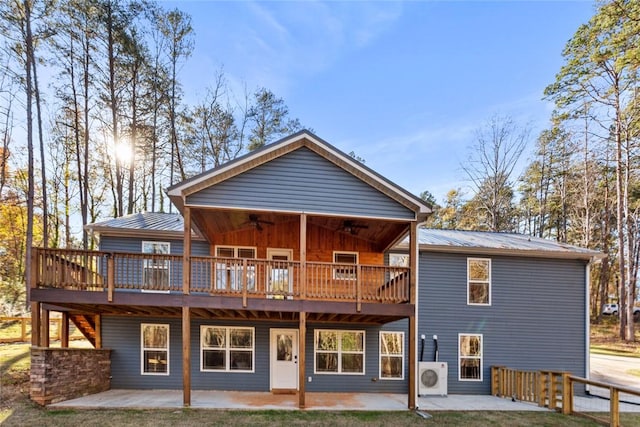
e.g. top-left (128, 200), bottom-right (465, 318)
top-left (590, 353), bottom-right (640, 406)
top-left (591, 353), bottom-right (640, 391)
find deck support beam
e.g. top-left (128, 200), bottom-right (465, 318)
top-left (61, 312), bottom-right (69, 348)
top-left (183, 306), bottom-right (191, 407)
top-left (298, 311), bottom-right (306, 409)
top-left (95, 314), bottom-right (102, 349)
top-left (41, 307), bottom-right (50, 348)
top-left (31, 302), bottom-right (41, 346)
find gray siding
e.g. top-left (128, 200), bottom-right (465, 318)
top-left (99, 236), bottom-right (210, 256)
top-left (98, 236), bottom-right (210, 292)
top-left (418, 252), bottom-right (588, 394)
top-left (186, 147), bottom-right (414, 220)
top-left (102, 316), bottom-right (407, 393)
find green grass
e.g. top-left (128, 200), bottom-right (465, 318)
top-left (627, 369), bottom-right (640, 378)
top-left (0, 343), bottom-right (31, 376)
top-left (0, 405), bottom-right (617, 427)
top-left (590, 345), bottom-right (640, 358)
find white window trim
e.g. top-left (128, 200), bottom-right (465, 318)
top-left (200, 325), bottom-right (255, 373)
top-left (332, 251), bottom-right (359, 281)
top-left (142, 241), bottom-right (171, 293)
top-left (141, 323), bottom-right (169, 376)
top-left (467, 257), bottom-right (491, 306)
top-left (379, 331), bottom-right (404, 380)
top-left (458, 333), bottom-right (483, 382)
top-left (214, 245), bottom-right (257, 258)
top-left (214, 246), bottom-right (257, 290)
top-left (314, 329), bottom-right (365, 375)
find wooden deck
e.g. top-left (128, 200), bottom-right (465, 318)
top-left (31, 248), bottom-right (412, 323)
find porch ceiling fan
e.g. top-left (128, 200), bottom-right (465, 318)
top-left (340, 220), bottom-right (369, 235)
top-left (243, 214), bottom-right (274, 231)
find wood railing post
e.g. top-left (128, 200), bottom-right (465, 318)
top-left (299, 213), bottom-right (307, 300)
top-left (491, 366), bottom-right (498, 395)
top-left (183, 206), bottom-right (192, 295)
top-left (538, 371), bottom-right (546, 407)
top-left (549, 373), bottom-right (556, 410)
top-left (610, 387), bottom-right (619, 427)
top-left (107, 255), bottom-right (115, 302)
top-left (562, 373), bottom-right (572, 415)
top-left (356, 265), bottom-right (362, 312)
top-left (21, 317), bottom-right (27, 342)
top-left (242, 259), bottom-right (248, 308)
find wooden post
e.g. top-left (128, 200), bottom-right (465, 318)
top-left (21, 317), bottom-right (27, 342)
top-left (610, 386), bottom-right (619, 427)
top-left (562, 373), bottom-right (572, 415)
top-left (491, 366), bottom-right (498, 396)
top-left (298, 311), bottom-right (306, 409)
top-left (356, 265), bottom-right (362, 312)
top-left (299, 214), bottom-right (307, 299)
top-left (183, 206), bottom-right (191, 295)
top-left (61, 312), bottom-right (69, 348)
top-left (182, 306), bottom-right (191, 406)
top-left (41, 308), bottom-right (50, 348)
top-left (31, 302), bottom-right (41, 346)
top-left (107, 255), bottom-right (115, 302)
top-left (407, 221), bottom-right (418, 409)
top-left (538, 371), bottom-right (546, 407)
top-left (94, 315), bottom-right (102, 349)
top-left (242, 258), bottom-right (248, 308)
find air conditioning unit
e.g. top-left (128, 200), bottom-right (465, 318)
top-left (418, 361), bottom-right (448, 396)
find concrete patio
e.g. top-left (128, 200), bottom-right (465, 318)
top-left (47, 389), bottom-right (640, 413)
top-left (47, 390), bottom-right (549, 411)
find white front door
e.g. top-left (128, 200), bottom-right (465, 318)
top-left (266, 248), bottom-right (293, 298)
top-left (270, 328), bottom-right (299, 390)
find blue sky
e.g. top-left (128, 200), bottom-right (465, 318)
top-left (165, 0), bottom-right (596, 204)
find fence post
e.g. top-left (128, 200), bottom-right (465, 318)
top-left (491, 366), bottom-right (498, 396)
top-left (562, 373), bottom-right (572, 415)
top-left (21, 318), bottom-right (27, 342)
top-left (610, 387), bottom-right (620, 427)
top-left (538, 372), bottom-right (546, 407)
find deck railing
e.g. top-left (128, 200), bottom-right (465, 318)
top-left (492, 366), bottom-right (640, 427)
top-left (33, 248), bottom-right (410, 304)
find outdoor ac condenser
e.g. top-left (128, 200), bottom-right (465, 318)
top-left (418, 361), bottom-right (448, 396)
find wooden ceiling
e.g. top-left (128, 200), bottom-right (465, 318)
top-left (191, 208), bottom-right (409, 252)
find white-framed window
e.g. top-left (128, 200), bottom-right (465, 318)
top-left (142, 241), bottom-right (170, 291)
top-left (389, 253), bottom-right (409, 268)
top-left (214, 246), bottom-right (257, 290)
top-left (314, 329), bottom-right (365, 374)
top-left (200, 325), bottom-right (254, 372)
top-left (333, 251), bottom-right (358, 280)
top-left (467, 258), bottom-right (491, 305)
top-left (459, 333), bottom-right (483, 381)
top-left (379, 331), bottom-right (404, 380)
top-left (141, 323), bottom-right (169, 375)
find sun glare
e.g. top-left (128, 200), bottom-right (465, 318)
top-left (114, 141), bottom-right (133, 165)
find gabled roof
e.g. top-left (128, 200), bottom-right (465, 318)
top-left (166, 130), bottom-right (431, 219)
top-left (85, 212), bottom-right (203, 240)
top-left (412, 228), bottom-right (602, 261)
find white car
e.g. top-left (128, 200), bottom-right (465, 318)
top-left (602, 303), bottom-right (640, 316)
top-left (602, 303), bottom-right (618, 315)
